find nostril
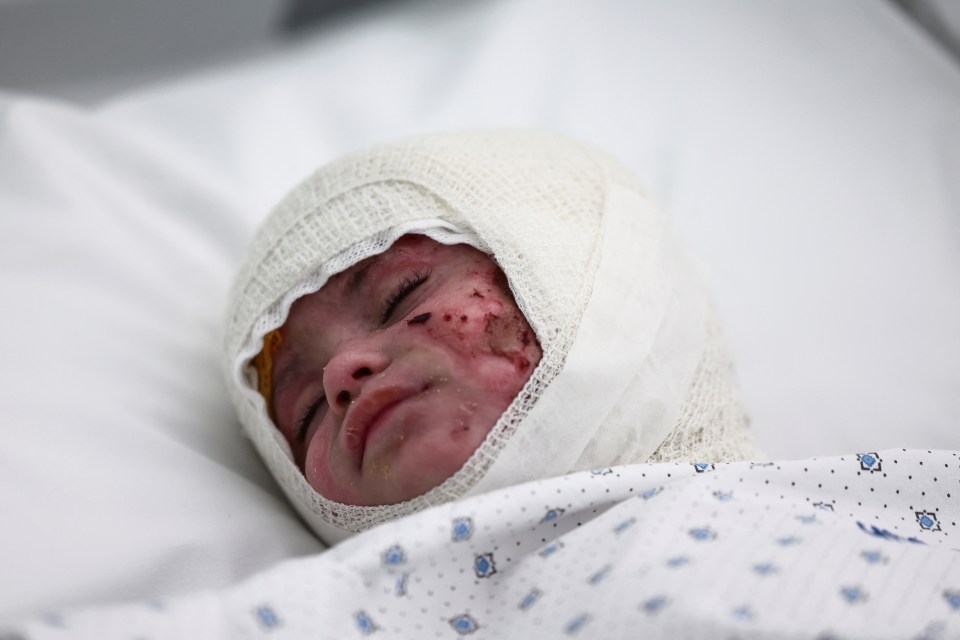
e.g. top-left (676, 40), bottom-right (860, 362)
top-left (352, 367), bottom-right (372, 380)
top-left (337, 390), bottom-right (351, 406)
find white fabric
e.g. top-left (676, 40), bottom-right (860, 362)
top-left (3, 0), bottom-right (960, 622)
top-left (225, 131), bottom-right (756, 543)
top-left (471, 182), bottom-right (710, 494)
top-left (7, 450), bottom-right (958, 639)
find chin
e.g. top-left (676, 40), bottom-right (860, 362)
top-left (383, 465), bottom-right (455, 504)
top-left (381, 446), bottom-right (476, 503)
top-left (312, 421), bottom-right (493, 506)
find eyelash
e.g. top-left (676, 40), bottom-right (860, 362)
top-left (381, 270), bottom-right (430, 324)
top-left (295, 396), bottom-right (325, 443)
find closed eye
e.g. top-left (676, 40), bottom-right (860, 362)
top-left (296, 396), bottom-right (326, 443)
top-left (381, 270), bottom-right (430, 324)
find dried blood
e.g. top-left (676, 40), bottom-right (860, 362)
top-left (407, 312), bottom-right (432, 326)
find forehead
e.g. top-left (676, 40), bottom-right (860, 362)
top-left (287, 234), bottom-right (486, 320)
top-left (335, 235), bottom-right (444, 297)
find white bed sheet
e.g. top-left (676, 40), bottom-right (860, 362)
top-left (1, 0), bottom-right (958, 620)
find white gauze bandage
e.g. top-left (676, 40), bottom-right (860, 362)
top-left (223, 131), bottom-right (762, 544)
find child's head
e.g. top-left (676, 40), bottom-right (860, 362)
top-left (257, 234), bottom-right (541, 506)
top-left (224, 130), bottom-right (759, 543)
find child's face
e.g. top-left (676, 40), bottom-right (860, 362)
top-left (268, 235), bottom-right (542, 506)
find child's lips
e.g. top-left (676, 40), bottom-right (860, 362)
top-left (342, 384), bottom-right (420, 467)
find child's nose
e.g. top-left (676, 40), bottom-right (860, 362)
top-left (322, 343), bottom-right (389, 417)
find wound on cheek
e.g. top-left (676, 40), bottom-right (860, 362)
top-left (408, 312), bottom-right (432, 326)
top-left (484, 312), bottom-right (537, 372)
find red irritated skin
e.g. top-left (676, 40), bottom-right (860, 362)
top-left (269, 234), bottom-right (542, 506)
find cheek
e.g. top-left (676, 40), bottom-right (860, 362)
top-left (302, 427), bottom-right (364, 505)
top-left (424, 268), bottom-right (542, 383)
top-left (481, 310), bottom-right (538, 374)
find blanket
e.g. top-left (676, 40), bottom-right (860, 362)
top-left (5, 449), bottom-right (958, 639)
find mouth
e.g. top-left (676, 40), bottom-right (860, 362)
top-left (341, 384), bottom-right (422, 468)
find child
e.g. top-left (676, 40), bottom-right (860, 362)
top-left (253, 234), bottom-right (542, 507)
top-left (224, 131), bottom-right (762, 543)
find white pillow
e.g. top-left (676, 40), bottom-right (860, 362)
top-left (0, 97), bottom-right (323, 618)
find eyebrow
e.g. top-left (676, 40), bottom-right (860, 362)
top-left (341, 261), bottom-right (374, 300)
